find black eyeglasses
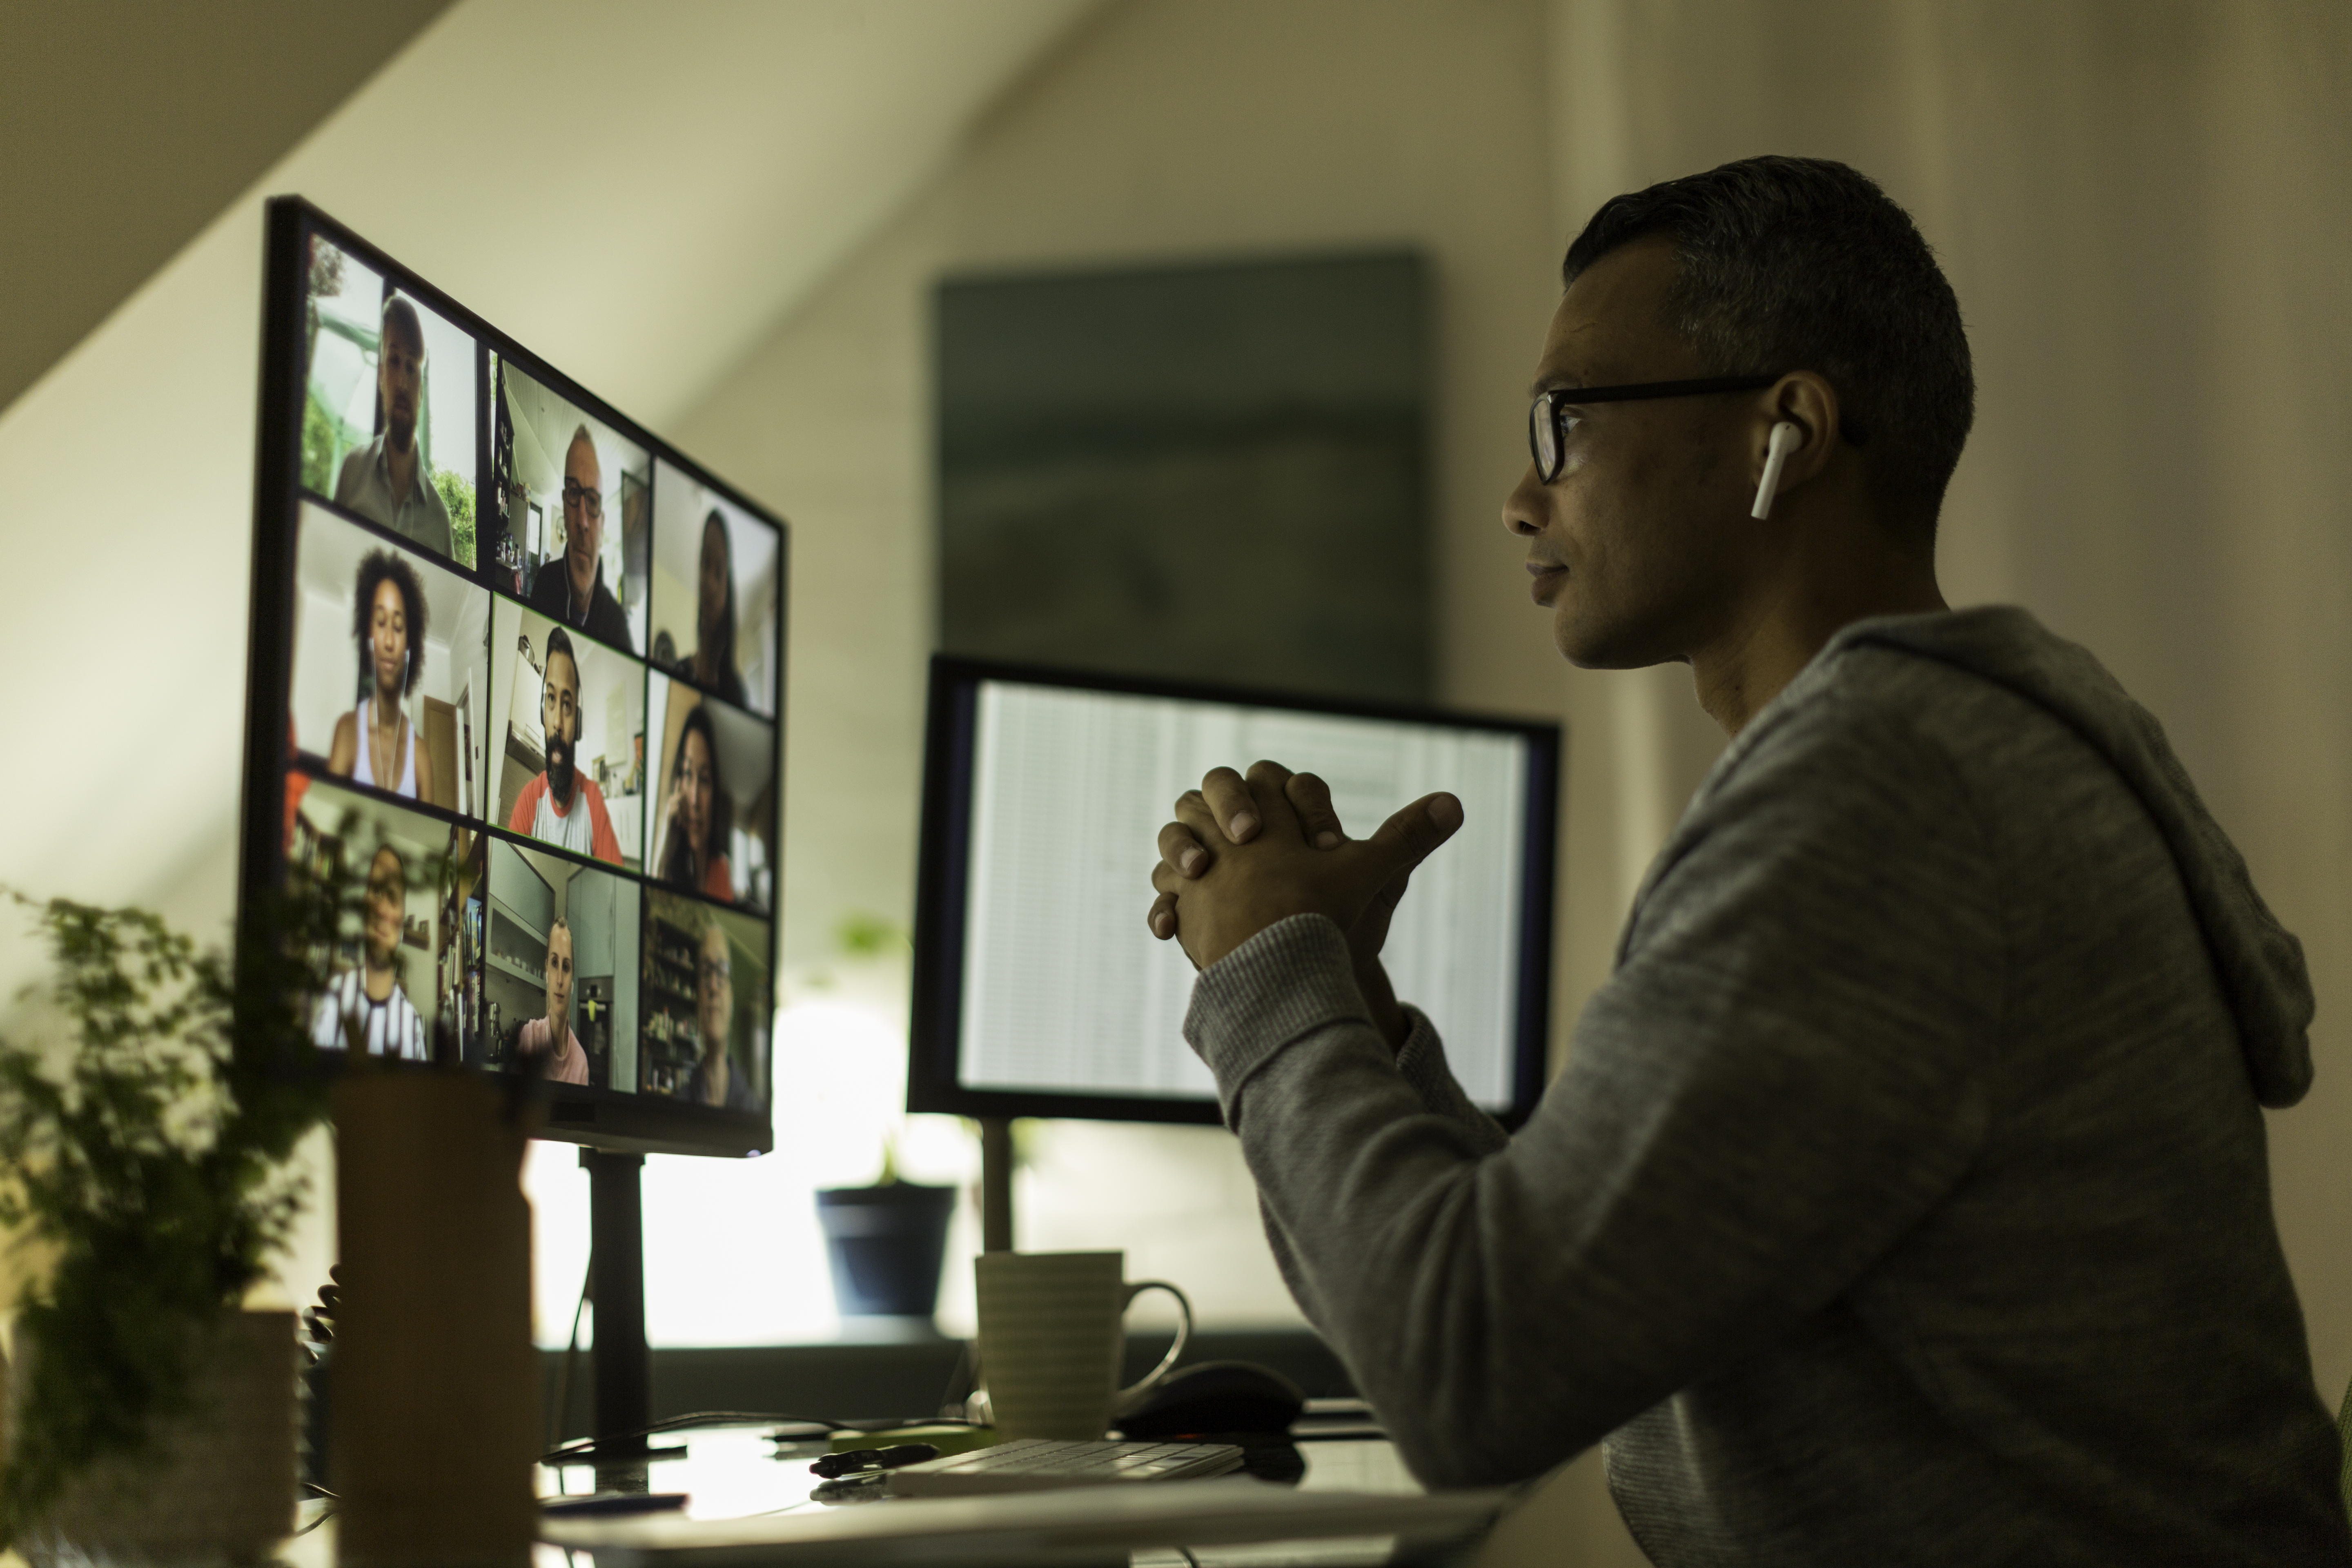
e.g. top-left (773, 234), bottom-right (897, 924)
top-left (1527, 376), bottom-right (1781, 483)
top-left (1530, 374), bottom-right (1871, 484)
top-left (562, 481), bottom-right (604, 520)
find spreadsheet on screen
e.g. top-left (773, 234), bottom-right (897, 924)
top-left (955, 679), bottom-right (1529, 1109)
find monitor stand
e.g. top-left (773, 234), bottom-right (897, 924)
top-left (579, 1149), bottom-right (684, 1491)
top-left (979, 1117), bottom-right (1015, 1252)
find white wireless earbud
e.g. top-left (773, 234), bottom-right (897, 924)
top-left (1751, 421), bottom-right (1804, 520)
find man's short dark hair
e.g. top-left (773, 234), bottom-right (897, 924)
top-left (353, 549), bottom-right (428, 695)
top-left (1564, 156), bottom-right (1974, 529)
top-left (381, 294), bottom-right (424, 356)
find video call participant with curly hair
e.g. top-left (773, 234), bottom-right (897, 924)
top-left (310, 844), bottom-right (429, 1060)
top-left (508, 627), bottom-right (622, 864)
top-left (655, 703), bottom-right (733, 902)
top-left (333, 295), bottom-right (454, 559)
top-left (328, 550), bottom-right (437, 806)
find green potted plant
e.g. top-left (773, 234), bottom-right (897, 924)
top-left (816, 1134), bottom-right (958, 1324)
top-left (810, 912), bottom-right (957, 1328)
top-left (0, 846), bottom-right (363, 1561)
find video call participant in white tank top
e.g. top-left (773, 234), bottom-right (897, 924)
top-left (309, 844), bottom-right (430, 1062)
top-left (329, 549), bottom-right (437, 806)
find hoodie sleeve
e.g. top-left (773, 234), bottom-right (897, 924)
top-left (1183, 696), bottom-right (2000, 1489)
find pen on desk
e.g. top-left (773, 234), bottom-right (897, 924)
top-left (810, 1443), bottom-right (940, 1478)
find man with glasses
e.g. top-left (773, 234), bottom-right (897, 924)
top-left (528, 423), bottom-right (634, 650)
top-left (684, 918), bottom-right (752, 1110)
top-left (1147, 156), bottom-right (2344, 1563)
top-left (335, 295), bottom-right (455, 559)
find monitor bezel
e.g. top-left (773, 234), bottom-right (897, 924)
top-left (907, 653), bottom-right (1561, 1129)
top-left (239, 196), bottom-right (786, 1158)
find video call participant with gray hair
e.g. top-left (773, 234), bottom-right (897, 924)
top-left (527, 423), bottom-right (634, 651)
top-left (1147, 157), bottom-right (2347, 1564)
top-left (334, 294), bottom-right (455, 559)
top-left (683, 916), bottom-right (753, 1111)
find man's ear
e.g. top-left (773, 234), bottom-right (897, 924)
top-left (1747, 372), bottom-right (1842, 513)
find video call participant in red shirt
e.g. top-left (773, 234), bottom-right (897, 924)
top-left (508, 626), bottom-right (622, 863)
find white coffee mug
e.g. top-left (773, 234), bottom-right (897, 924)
top-left (973, 1251), bottom-right (1193, 1441)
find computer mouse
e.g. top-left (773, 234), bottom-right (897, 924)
top-left (1114, 1360), bottom-right (1307, 1439)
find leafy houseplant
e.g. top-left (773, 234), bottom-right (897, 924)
top-left (0, 847), bottom-right (366, 1543)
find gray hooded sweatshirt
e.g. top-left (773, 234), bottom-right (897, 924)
top-left (1184, 607), bottom-right (2349, 1566)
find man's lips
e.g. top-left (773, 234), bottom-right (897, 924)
top-left (1526, 559), bottom-right (1568, 603)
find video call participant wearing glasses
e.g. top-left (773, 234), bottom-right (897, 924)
top-left (508, 627), bottom-right (623, 864)
top-left (310, 844), bottom-right (429, 1061)
top-left (683, 918), bottom-right (751, 1110)
top-left (654, 704), bottom-right (733, 901)
top-left (513, 917), bottom-right (590, 1085)
top-left (327, 550), bottom-right (438, 805)
top-left (334, 296), bottom-right (455, 559)
top-left (1147, 157), bottom-right (2345, 1564)
top-left (527, 424), bottom-right (633, 652)
top-left (670, 508), bottom-right (747, 706)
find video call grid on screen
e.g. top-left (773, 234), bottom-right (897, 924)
top-left (908, 658), bottom-right (1559, 1129)
top-left (240, 199), bottom-right (788, 1156)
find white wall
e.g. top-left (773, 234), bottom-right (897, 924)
top-left (656, 4), bottom-right (1657, 1555)
top-left (665, 0), bottom-right (1575, 1314)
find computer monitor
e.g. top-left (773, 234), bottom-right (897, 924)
top-left (237, 198), bottom-right (787, 1158)
top-left (908, 657), bottom-right (1560, 1127)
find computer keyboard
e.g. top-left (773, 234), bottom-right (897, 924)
top-left (884, 1437), bottom-right (1245, 1497)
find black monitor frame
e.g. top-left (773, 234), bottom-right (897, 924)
top-left (238, 196), bottom-right (786, 1158)
top-left (907, 654), bottom-right (1561, 1129)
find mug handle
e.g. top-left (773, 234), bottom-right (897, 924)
top-left (1112, 1280), bottom-right (1194, 1407)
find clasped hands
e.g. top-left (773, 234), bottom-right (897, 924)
top-left (1147, 760), bottom-right (1464, 1049)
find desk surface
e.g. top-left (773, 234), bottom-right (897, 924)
top-left (284, 1428), bottom-right (1431, 1568)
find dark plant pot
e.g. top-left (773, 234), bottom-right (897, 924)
top-left (816, 1183), bottom-right (957, 1319)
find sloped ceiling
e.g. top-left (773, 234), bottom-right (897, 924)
top-left (0, 0), bottom-right (1099, 956)
top-left (0, 0), bottom-right (460, 416)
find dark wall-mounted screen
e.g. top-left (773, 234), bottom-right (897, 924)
top-left (241, 198), bottom-right (787, 1156)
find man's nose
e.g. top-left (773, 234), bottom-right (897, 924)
top-left (1502, 468), bottom-right (1546, 536)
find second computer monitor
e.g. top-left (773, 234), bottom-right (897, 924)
top-left (909, 657), bottom-right (1559, 1127)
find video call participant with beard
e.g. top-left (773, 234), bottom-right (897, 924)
top-left (655, 704), bottom-right (733, 901)
top-left (527, 425), bottom-right (634, 651)
top-left (310, 844), bottom-right (429, 1060)
top-left (334, 295), bottom-right (455, 559)
top-left (513, 917), bottom-right (590, 1085)
top-left (684, 918), bottom-right (753, 1110)
top-left (508, 627), bottom-right (623, 864)
top-left (327, 550), bottom-right (437, 804)
top-left (671, 509), bottom-right (746, 706)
